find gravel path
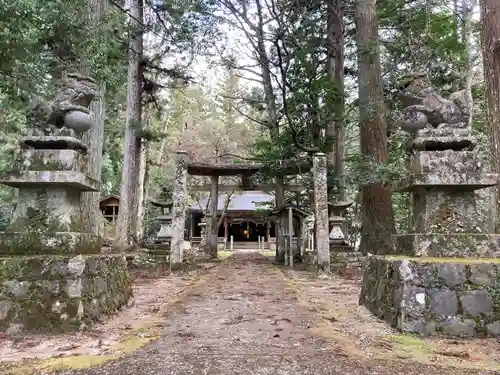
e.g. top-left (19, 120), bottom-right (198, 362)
top-left (41, 252), bottom-right (493, 375)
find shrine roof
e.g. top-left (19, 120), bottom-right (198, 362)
top-left (189, 191), bottom-right (274, 212)
top-left (270, 203), bottom-right (312, 217)
top-left (99, 195), bottom-right (120, 205)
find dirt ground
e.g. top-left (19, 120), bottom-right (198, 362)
top-left (1, 251), bottom-right (499, 375)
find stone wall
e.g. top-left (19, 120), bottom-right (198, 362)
top-left (330, 250), bottom-right (364, 271)
top-left (0, 254), bottom-right (132, 333)
top-left (360, 256), bottom-right (500, 337)
top-left (302, 250), bottom-right (365, 272)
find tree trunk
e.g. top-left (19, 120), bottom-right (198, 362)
top-left (130, 111), bottom-right (150, 243)
top-left (254, 0), bottom-right (286, 262)
top-left (326, 0), bottom-right (346, 201)
top-left (116, 0), bottom-right (143, 248)
top-left (131, 133), bottom-right (149, 242)
top-left (355, 0), bottom-right (395, 255)
top-left (80, 0), bottom-right (108, 237)
top-left (481, 0), bottom-right (500, 231)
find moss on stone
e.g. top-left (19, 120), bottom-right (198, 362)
top-left (361, 256), bottom-right (500, 337)
top-left (393, 233), bottom-right (500, 257)
top-left (0, 232), bottom-right (100, 256)
top-left (0, 254), bottom-right (133, 333)
top-left (15, 149), bottom-right (84, 172)
top-left (385, 256), bottom-right (500, 264)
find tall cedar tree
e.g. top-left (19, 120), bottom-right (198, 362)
top-left (116, 0), bottom-right (143, 247)
top-left (355, 0), bottom-right (395, 254)
top-left (481, 0), bottom-right (500, 231)
top-left (81, 0), bottom-right (108, 236)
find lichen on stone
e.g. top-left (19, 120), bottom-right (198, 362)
top-left (359, 256), bottom-right (500, 337)
top-left (170, 151), bottom-right (188, 265)
top-left (0, 254), bottom-right (133, 333)
top-left (313, 153), bottom-right (329, 272)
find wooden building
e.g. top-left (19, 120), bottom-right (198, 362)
top-left (187, 191), bottom-right (276, 249)
top-left (99, 195), bottom-right (120, 224)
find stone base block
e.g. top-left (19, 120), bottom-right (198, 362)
top-left (331, 251), bottom-right (364, 270)
top-left (21, 133), bottom-right (86, 151)
top-left (0, 171), bottom-right (99, 191)
top-left (14, 149), bottom-right (86, 172)
top-left (0, 232), bottom-right (101, 256)
top-left (153, 237), bottom-right (171, 244)
top-left (143, 245), bottom-right (170, 263)
top-left (394, 173), bottom-right (498, 192)
top-left (410, 133), bottom-right (476, 151)
top-left (406, 150), bottom-right (481, 175)
top-left (393, 233), bottom-right (500, 257)
top-left (359, 256), bottom-right (500, 337)
top-left (302, 250), bottom-right (365, 271)
top-left (303, 251), bottom-right (317, 270)
top-left (330, 245), bottom-right (354, 252)
top-left (0, 254), bottom-right (133, 333)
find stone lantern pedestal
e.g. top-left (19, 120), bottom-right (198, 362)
top-left (360, 74), bottom-right (500, 337)
top-left (145, 197), bottom-right (173, 263)
top-left (0, 75), bottom-right (132, 333)
top-left (328, 201), bottom-right (363, 270)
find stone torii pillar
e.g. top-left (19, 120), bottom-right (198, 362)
top-left (207, 175), bottom-right (219, 258)
top-left (170, 150), bottom-right (188, 267)
top-left (313, 152), bottom-right (329, 273)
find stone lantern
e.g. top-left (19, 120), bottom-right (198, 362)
top-left (151, 188), bottom-right (173, 244)
top-left (328, 200), bottom-right (354, 248)
top-left (198, 216), bottom-right (207, 238)
top-left (155, 202), bottom-right (173, 243)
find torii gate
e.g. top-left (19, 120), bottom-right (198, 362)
top-left (169, 150), bottom-right (330, 272)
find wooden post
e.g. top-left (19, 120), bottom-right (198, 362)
top-left (224, 215), bottom-right (229, 250)
top-left (266, 220), bottom-right (270, 249)
top-left (288, 206), bottom-right (293, 268)
top-left (230, 235), bottom-right (233, 250)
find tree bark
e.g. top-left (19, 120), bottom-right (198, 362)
top-left (217, 191), bottom-right (235, 228)
top-left (255, 0), bottom-right (286, 262)
top-left (355, 0), bottom-right (395, 255)
top-left (130, 110), bottom-right (150, 243)
top-left (80, 0), bottom-right (108, 237)
top-left (217, 0), bottom-right (286, 259)
top-left (116, 0), bottom-right (143, 247)
top-left (481, 0), bottom-right (500, 231)
top-left (326, 0), bottom-right (346, 201)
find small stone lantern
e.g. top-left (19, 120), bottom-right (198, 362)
top-left (328, 200), bottom-right (353, 247)
top-left (198, 216), bottom-right (207, 238)
top-left (155, 202), bottom-right (173, 243)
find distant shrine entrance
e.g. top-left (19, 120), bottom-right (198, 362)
top-left (182, 156), bottom-right (310, 255)
top-left (168, 150), bottom-right (331, 270)
top-left (187, 191), bottom-right (277, 249)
